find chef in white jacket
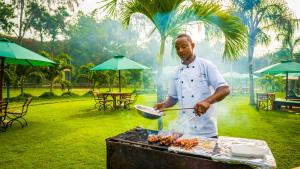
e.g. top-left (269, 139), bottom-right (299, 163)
top-left (154, 33), bottom-right (230, 138)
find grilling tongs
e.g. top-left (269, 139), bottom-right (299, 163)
top-left (134, 105), bottom-right (194, 120)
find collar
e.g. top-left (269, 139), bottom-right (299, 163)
top-left (180, 56), bottom-right (198, 69)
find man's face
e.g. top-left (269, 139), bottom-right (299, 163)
top-left (175, 37), bottom-right (195, 62)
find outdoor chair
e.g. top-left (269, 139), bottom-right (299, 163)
top-left (256, 93), bottom-right (275, 111)
top-left (6, 97), bottom-right (32, 128)
top-left (97, 93), bottom-right (114, 111)
top-left (122, 92), bottom-right (139, 109)
top-left (93, 91), bottom-right (102, 108)
top-left (286, 89), bottom-right (300, 101)
top-left (0, 101), bottom-right (9, 132)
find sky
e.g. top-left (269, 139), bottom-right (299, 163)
top-left (78, 0), bottom-right (300, 17)
top-left (77, 0), bottom-right (300, 57)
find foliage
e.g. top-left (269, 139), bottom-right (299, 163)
top-left (230, 0), bottom-right (295, 104)
top-left (0, 1), bottom-right (14, 33)
top-left (101, 0), bottom-right (247, 101)
top-left (7, 0), bottom-right (79, 44)
top-left (61, 91), bottom-right (79, 97)
top-left (274, 19), bottom-right (300, 62)
top-left (5, 92), bottom-right (35, 102)
top-left (38, 91), bottom-right (57, 98)
top-left (258, 74), bottom-right (285, 92)
top-left (40, 51), bottom-right (74, 93)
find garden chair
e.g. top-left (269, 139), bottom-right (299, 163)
top-left (6, 97), bottom-right (32, 128)
top-left (97, 93), bottom-right (114, 111)
top-left (122, 92), bottom-right (139, 109)
top-left (0, 102), bottom-right (8, 132)
top-left (93, 91), bottom-right (102, 108)
top-left (256, 93), bottom-right (275, 110)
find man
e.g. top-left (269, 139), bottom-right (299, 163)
top-left (154, 33), bottom-right (230, 138)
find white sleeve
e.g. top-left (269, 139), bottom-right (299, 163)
top-left (205, 61), bottom-right (228, 89)
top-left (168, 75), bottom-right (178, 100)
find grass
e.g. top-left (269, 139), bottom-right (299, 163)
top-left (0, 93), bottom-right (299, 169)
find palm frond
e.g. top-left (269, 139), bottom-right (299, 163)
top-left (256, 29), bottom-right (270, 46)
top-left (100, 0), bottom-right (118, 17)
top-left (185, 2), bottom-right (247, 60)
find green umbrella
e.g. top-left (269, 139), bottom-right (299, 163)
top-left (254, 60), bottom-right (300, 100)
top-left (0, 38), bottom-right (56, 101)
top-left (91, 55), bottom-right (150, 92)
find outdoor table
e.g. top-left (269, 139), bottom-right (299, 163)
top-left (102, 92), bottom-right (132, 110)
top-left (256, 93), bottom-right (275, 110)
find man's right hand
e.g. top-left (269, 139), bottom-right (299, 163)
top-left (153, 102), bottom-right (165, 111)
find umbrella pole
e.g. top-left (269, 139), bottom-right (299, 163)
top-left (0, 58), bottom-right (4, 102)
top-left (119, 70), bottom-right (121, 92)
top-left (286, 72), bottom-right (288, 101)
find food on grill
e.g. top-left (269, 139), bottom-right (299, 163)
top-left (148, 135), bottom-right (159, 143)
top-left (173, 138), bottom-right (199, 150)
top-left (147, 132), bottom-right (182, 145)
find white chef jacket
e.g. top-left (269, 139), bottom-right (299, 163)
top-left (168, 57), bottom-right (228, 137)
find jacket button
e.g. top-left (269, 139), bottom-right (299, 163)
top-left (191, 95), bottom-right (194, 98)
top-left (191, 79), bottom-right (193, 82)
top-left (182, 111), bottom-right (185, 114)
top-left (192, 66), bottom-right (195, 68)
top-left (181, 81), bottom-right (183, 84)
top-left (182, 96), bottom-right (184, 98)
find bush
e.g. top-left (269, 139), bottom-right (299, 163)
top-left (39, 92), bottom-right (57, 98)
top-left (61, 91), bottom-right (79, 97)
top-left (82, 90), bottom-right (93, 97)
top-left (5, 93), bottom-right (35, 102)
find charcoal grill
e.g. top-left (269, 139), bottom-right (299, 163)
top-left (106, 127), bottom-right (253, 169)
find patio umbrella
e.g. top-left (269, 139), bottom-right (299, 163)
top-left (0, 38), bottom-right (56, 101)
top-left (91, 55), bottom-right (150, 92)
top-left (254, 60), bottom-right (300, 100)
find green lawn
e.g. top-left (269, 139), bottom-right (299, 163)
top-left (0, 94), bottom-right (299, 169)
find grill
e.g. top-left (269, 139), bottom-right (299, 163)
top-left (106, 127), bottom-right (252, 169)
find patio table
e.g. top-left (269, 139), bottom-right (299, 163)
top-left (101, 92), bottom-right (132, 110)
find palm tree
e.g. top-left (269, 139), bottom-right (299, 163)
top-left (101, 0), bottom-right (247, 102)
top-left (77, 63), bottom-right (97, 90)
top-left (40, 52), bottom-right (73, 93)
top-left (275, 19), bottom-right (300, 62)
top-left (230, 0), bottom-right (295, 104)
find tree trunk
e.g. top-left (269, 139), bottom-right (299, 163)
top-left (248, 33), bottom-right (256, 105)
top-left (20, 76), bottom-right (24, 96)
top-left (17, 0), bottom-right (25, 44)
top-left (92, 80), bottom-right (96, 91)
top-left (50, 82), bottom-right (53, 93)
top-left (156, 37), bottom-right (166, 103)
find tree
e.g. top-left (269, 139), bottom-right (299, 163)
top-left (101, 0), bottom-right (247, 102)
top-left (231, 0), bottom-right (295, 104)
top-left (44, 7), bottom-right (70, 56)
top-left (25, 2), bottom-right (48, 46)
top-left (8, 0), bottom-right (79, 44)
top-left (14, 65), bottom-right (44, 96)
top-left (76, 63), bottom-right (98, 90)
top-left (275, 19), bottom-right (300, 62)
top-left (40, 52), bottom-right (73, 93)
top-left (0, 1), bottom-right (14, 33)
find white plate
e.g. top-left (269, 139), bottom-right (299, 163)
top-left (231, 144), bottom-right (268, 158)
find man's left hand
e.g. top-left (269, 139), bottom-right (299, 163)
top-left (194, 100), bottom-right (210, 116)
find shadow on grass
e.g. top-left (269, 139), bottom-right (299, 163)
top-left (0, 123), bottom-right (75, 153)
top-left (68, 107), bottom-right (133, 119)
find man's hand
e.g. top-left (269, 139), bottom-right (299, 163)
top-left (154, 102), bottom-right (165, 111)
top-left (194, 100), bottom-right (210, 116)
